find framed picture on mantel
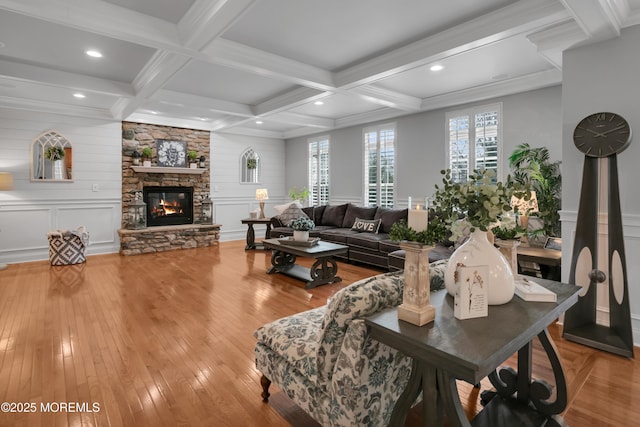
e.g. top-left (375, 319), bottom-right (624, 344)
top-left (157, 139), bottom-right (187, 167)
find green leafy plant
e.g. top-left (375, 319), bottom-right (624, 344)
top-left (508, 143), bottom-right (561, 236)
top-left (246, 158), bottom-right (257, 169)
top-left (431, 169), bottom-right (529, 232)
top-left (141, 147), bottom-right (153, 158)
top-left (289, 217), bottom-right (315, 231)
top-left (389, 219), bottom-right (447, 246)
top-left (188, 150), bottom-right (199, 161)
top-left (44, 146), bottom-right (65, 161)
top-left (491, 215), bottom-right (526, 240)
top-left (288, 187), bottom-right (310, 204)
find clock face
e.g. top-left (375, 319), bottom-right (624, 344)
top-left (573, 112), bottom-right (632, 157)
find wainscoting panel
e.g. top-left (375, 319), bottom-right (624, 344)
top-left (0, 199), bottom-right (121, 264)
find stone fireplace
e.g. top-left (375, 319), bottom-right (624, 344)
top-left (118, 122), bottom-right (220, 256)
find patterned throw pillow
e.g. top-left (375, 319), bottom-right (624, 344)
top-left (279, 204), bottom-right (309, 225)
top-left (351, 218), bottom-right (381, 233)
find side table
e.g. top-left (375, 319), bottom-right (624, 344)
top-left (241, 218), bottom-right (272, 250)
top-left (365, 279), bottom-right (581, 427)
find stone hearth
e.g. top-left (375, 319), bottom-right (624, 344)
top-left (118, 224), bottom-right (220, 256)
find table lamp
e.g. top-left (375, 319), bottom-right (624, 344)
top-left (0, 172), bottom-right (14, 270)
top-left (255, 188), bottom-right (269, 218)
top-left (511, 191), bottom-right (538, 239)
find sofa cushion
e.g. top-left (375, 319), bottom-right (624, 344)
top-left (316, 271), bottom-right (405, 383)
top-left (342, 204), bottom-right (377, 228)
top-left (375, 208), bottom-right (408, 233)
top-left (254, 306), bottom-right (325, 380)
top-left (279, 204), bottom-right (309, 225)
top-left (319, 228), bottom-right (358, 244)
top-left (347, 232), bottom-right (387, 251)
top-left (350, 217), bottom-right (381, 233)
top-left (320, 203), bottom-right (348, 227)
top-left (379, 239), bottom-right (401, 254)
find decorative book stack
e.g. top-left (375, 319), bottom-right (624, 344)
top-left (514, 277), bottom-right (557, 302)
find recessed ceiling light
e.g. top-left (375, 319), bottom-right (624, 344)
top-left (255, 120), bottom-right (263, 125)
top-left (150, 111), bottom-right (158, 115)
top-left (430, 65), bottom-right (444, 72)
top-left (314, 101), bottom-right (324, 106)
top-left (198, 117), bottom-right (208, 121)
top-left (73, 93), bottom-right (85, 98)
top-left (86, 50), bottom-right (103, 58)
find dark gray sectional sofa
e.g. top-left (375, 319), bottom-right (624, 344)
top-left (269, 203), bottom-right (452, 270)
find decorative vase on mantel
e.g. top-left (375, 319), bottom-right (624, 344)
top-left (444, 229), bottom-right (515, 305)
top-left (398, 242), bottom-right (436, 326)
top-left (293, 230), bottom-right (309, 242)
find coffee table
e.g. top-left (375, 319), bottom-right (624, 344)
top-left (262, 238), bottom-right (349, 289)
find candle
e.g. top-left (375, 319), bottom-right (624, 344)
top-left (408, 203), bottom-right (429, 231)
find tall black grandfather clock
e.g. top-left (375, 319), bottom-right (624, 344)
top-left (563, 112), bottom-right (634, 358)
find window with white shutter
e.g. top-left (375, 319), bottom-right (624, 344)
top-left (364, 123), bottom-right (396, 207)
top-left (308, 136), bottom-right (329, 205)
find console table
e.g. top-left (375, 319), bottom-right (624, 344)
top-left (365, 279), bottom-right (581, 426)
top-left (517, 245), bottom-right (562, 281)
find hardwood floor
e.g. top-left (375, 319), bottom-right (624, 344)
top-left (0, 240), bottom-right (637, 426)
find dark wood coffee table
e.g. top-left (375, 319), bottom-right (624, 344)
top-left (262, 238), bottom-right (348, 289)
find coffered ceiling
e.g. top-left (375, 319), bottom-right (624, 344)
top-left (1, 0), bottom-right (639, 139)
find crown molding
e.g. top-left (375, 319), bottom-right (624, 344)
top-left (527, 20), bottom-right (588, 68)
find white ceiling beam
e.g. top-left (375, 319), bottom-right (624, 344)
top-left (210, 115), bottom-right (259, 131)
top-left (526, 20), bottom-right (588, 68)
top-left (125, 112), bottom-right (213, 132)
top-left (178, 0), bottom-right (257, 50)
top-left (0, 95), bottom-right (113, 120)
top-left (0, 0), bottom-right (183, 52)
top-left (334, 0), bottom-right (569, 89)
top-left (152, 90), bottom-right (254, 118)
top-left (559, 0), bottom-right (623, 40)
top-left (263, 112), bottom-right (334, 129)
top-left (0, 59), bottom-right (133, 97)
top-left (420, 69), bottom-right (562, 112)
top-left (252, 87), bottom-right (330, 116)
top-left (349, 85), bottom-right (422, 112)
top-left (202, 39), bottom-right (335, 91)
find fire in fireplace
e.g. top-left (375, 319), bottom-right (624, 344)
top-left (143, 186), bottom-right (194, 226)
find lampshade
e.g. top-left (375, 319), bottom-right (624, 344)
top-left (511, 191), bottom-right (538, 215)
top-left (0, 172), bottom-right (14, 191)
top-left (255, 188), bottom-right (269, 201)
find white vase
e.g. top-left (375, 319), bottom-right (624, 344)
top-left (293, 230), bottom-right (309, 241)
top-left (445, 229), bottom-right (515, 305)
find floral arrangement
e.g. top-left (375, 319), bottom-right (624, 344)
top-left (431, 169), bottom-right (529, 232)
top-left (289, 217), bottom-right (315, 231)
top-left (491, 214), bottom-right (526, 240)
top-left (389, 219), bottom-right (447, 246)
top-left (44, 146), bottom-right (65, 161)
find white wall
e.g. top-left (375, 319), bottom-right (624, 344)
top-left (0, 108), bottom-right (287, 262)
top-left (0, 108), bottom-right (122, 264)
top-left (285, 85), bottom-right (562, 207)
top-left (211, 132), bottom-right (286, 241)
top-left (561, 24), bottom-right (640, 345)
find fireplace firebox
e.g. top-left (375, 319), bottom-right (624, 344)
top-left (143, 186), bottom-right (194, 227)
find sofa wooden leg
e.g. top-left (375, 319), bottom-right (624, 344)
top-left (261, 375), bottom-right (271, 402)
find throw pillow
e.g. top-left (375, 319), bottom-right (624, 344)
top-left (320, 203), bottom-right (348, 227)
top-left (351, 218), bottom-right (381, 233)
top-left (274, 201), bottom-right (302, 216)
top-left (278, 204), bottom-right (309, 225)
top-left (374, 208), bottom-right (408, 233)
top-left (341, 204), bottom-right (378, 228)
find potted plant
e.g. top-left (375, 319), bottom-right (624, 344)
top-left (188, 150), bottom-right (199, 168)
top-left (289, 217), bottom-right (315, 241)
top-left (141, 147), bottom-right (153, 167)
top-left (509, 143), bottom-right (561, 237)
top-left (430, 168), bottom-right (530, 305)
top-left (288, 186), bottom-right (310, 205)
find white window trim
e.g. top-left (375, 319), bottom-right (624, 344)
top-left (363, 122), bottom-right (397, 207)
top-left (445, 102), bottom-right (503, 181)
top-left (308, 135), bottom-right (330, 206)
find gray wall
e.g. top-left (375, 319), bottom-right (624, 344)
top-left (285, 85), bottom-right (562, 206)
top-left (561, 24), bottom-right (640, 345)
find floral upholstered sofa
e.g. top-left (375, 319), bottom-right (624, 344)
top-left (254, 263), bottom-right (447, 427)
